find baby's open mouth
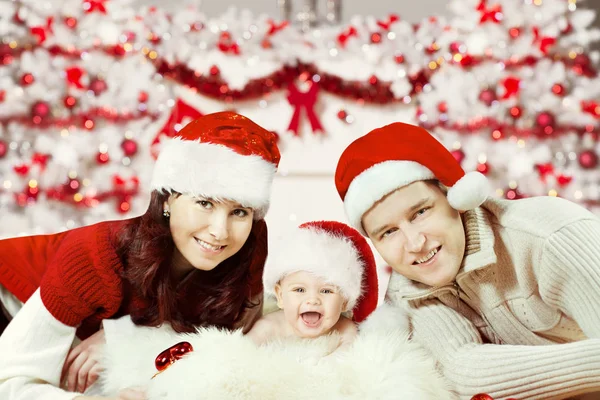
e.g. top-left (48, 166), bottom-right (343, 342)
top-left (301, 311), bottom-right (322, 327)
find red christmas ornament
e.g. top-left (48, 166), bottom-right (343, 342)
top-left (118, 200), bottom-right (131, 213)
top-left (536, 111), bottom-right (555, 133)
top-left (370, 32), bottom-right (382, 44)
top-left (64, 16), bottom-right (78, 29)
top-left (437, 102), bottom-right (448, 113)
top-left (394, 53), bottom-right (405, 64)
top-left (63, 95), bottom-right (77, 109)
top-left (31, 101), bottom-right (51, 120)
top-left (477, 162), bottom-right (490, 175)
top-left (572, 54), bottom-right (592, 76)
top-left (121, 139), bottom-right (138, 156)
top-left (501, 76), bottom-right (520, 99)
top-left (505, 188), bottom-right (523, 200)
top-left (89, 78), bottom-right (107, 96)
top-left (0, 139), bottom-right (7, 158)
top-left (478, 88), bottom-right (496, 106)
top-left (138, 91), bottom-right (148, 103)
top-left (509, 106), bottom-right (522, 119)
top-left (551, 83), bottom-right (565, 96)
top-left (369, 75), bottom-right (378, 85)
top-left (449, 42), bottom-right (463, 54)
top-left (337, 109), bottom-right (348, 121)
top-left (470, 394), bottom-right (494, 400)
top-left (96, 152), bottom-right (109, 164)
top-left (579, 149), bottom-right (598, 169)
top-left (451, 149), bottom-right (465, 164)
top-left (508, 27), bottom-right (521, 39)
top-left (154, 341), bottom-right (194, 377)
top-left (64, 178), bottom-right (81, 195)
top-left (21, 73), bottom-right (35, 86)
top-left (209, 65), bottom-right (220, 76)
top-left (459, 54), bottom-right (475, 67)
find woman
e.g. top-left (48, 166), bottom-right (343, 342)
top-left (0, 111), bottom-right (281, 399)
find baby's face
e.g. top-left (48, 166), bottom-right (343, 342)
top-left (275, 271), bottom-right (348, 339)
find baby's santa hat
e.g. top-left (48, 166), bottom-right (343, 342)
top-left (151, 111), bottom-right (281, 219)
top-left (335, 122), bottom-right (490, 235)
top-left (263, 221), bottom-right (378, 323)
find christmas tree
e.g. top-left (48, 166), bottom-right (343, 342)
top-left (0, 0), bottom-right (169, 237)
top-left (417, 0), bottom-right (600, 212)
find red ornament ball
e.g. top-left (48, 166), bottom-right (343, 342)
top-left (437, 102), bottom-right (448, 113)
top-left (578, 149), bottom-right (598, 169)
top-left (89, 78), bottom-right (108, 96)
top-left (63, 95), bottom-right (77, 109)
top-left (31, 101), bottom-right (51, 119)
top-left (551, 83), bottom-right (565, 96)
top-left (478, 89), bottom-right (497, 106)
top-left (508, 27), bottom-right (521, 39)
top-left (449, 41), bottom-right (462, 53)
top-left (0, 139), bottom-right (7, 158)
top-left (209, 65), bottom-right (220, 76)
top-left (64, 178), bottom-right (80, 194)
top-left (96, 152), bottom-right (110, 164)
top-left (509, 106), bottom-right (522, 119)
top-left (138, 91), bottom-right (148, 103)
top-left (536, 111), bottom-right (555, 129)
top-left (394, 53), bottom-right (405, 64)
top-left (121, 139), bottom-right (138, 156)
top-left (64, 16), bottom-right (78, 29)
top-left (477, 162), bottom-right (490, 175)
top-left (21, 73), bottom-right (34, 86)
top-left (451, 149), bottom-right (465, 164)
top-left (370, 32), bottom-right (382, 44)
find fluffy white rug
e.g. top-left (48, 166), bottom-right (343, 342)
top-left (100, 306), bottom-right (455, 400)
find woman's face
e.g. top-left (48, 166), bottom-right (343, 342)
top-left (164, 194), bottom-right (254, 276)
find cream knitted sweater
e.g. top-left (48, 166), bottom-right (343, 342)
top-left (386, 196), bottom-right (600, 400)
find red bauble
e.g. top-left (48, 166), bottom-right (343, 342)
top-left (437, 102), bottom-right (448, 113)
top-left (470, 394), bottom-right (494, 400)
top-left (505, 188), bottom-right (524, 200)
top-left (209, 65), bottom-right (220, 76)
top-left (89, 78), bottom-right (107, 96)
top-left (63, 95), bottom-right (77, 109)
top-left (551, 83), bottom-right (565, 96)
top-left (31, 101), bottom-right (51, 119)
top-left (509, 106), bottom-right (522, 119)
top-left (0, 139), bottom-right (7, 158)
top-left (370, 32), bottom-right (382, 44)
top-left (579, 149), bottom-right (598, 169)
top-left (337, 109), bottom-right (348, 120)
top-left (449, 41), bottom-right (462, 53)
top-left (369, 75), bottom-right (378, 85)
top-left (138, 91), bottom-right (148, 103)
top-left (64, 178), bottom-right (80, 194)
top-left (477, 162), bottom-right (490, 175)
top-left (64, 16), bottom-right (78, 29)
top-left (478, 88), bottom-right (496, 106)
top-left (394, 53), bottom-right (405, 64)
top-left (451, 149), bottom-right (465, 164)
top-left (21, 73), bottom-right (35, 86)
top-left (121, 139), bottom-right (138, 156)
top-left (536, 111), bottom-right (555, 129)
top-left (96, 152), bottom-right (110, 164)
top-left (508, 27), bottom-right (521, 39)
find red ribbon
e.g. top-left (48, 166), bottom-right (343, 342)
top-left (152, 98), bottom-right (203, 155)
top-left (336, 26), bottom-right (357, 48)
top-left (286, 80), bottom-right (323, 136)
top-left (532, 27), bottom-right (556, 55)
top-left (477, 0), bottom-right (503, 24)
top-left (84, 0), bottom-right (108, 14)
top-left (30, 17), bottom-right (54, 45)
top-left (376, 14), bottom-right (399, 31)
top-left (267, 19), bottom-right (289, 36)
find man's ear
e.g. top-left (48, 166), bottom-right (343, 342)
top-left (274, 283), bottom-right (284, 309)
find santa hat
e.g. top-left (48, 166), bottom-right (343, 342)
top-left (151, 111), bottom-right (281, 219)
top-left (335, 122), bottom-right (489, 235)
top-left (263, 221), bottom-right (378, 323)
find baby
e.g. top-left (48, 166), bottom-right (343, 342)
top-left (248, 220), bottom-right (378, 350)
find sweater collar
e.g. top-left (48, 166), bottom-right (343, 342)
top-left (386, 204), bottom-right (498, 300)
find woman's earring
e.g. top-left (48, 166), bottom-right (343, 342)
top-left (163, 209), bottom-right (170, 218)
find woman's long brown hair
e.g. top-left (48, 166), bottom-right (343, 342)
top-left (115, 191), bottom-right (266, 332)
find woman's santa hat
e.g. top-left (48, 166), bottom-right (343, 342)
top-left (335, 122), bottom-right (490, 235)
top-left (263, 221), bottom-right (378, 323)
top-left (151, 111), bottom-right (281, 219)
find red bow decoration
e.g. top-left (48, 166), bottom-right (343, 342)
top-left (153, 341), bottom-right (194, 378)
top-left (376, 14), bottom-right (399, 31)
top-left (581, 100), bottom-right (600, 118)
top-left (218, 32), bottom-right (240, 55)
top-left (535, 163), bottom-right (572, 187)
top-left (65, 66), bottom-right (86, 89)
top-left (267, 19), bottom-right (289, 36)
top-left (532, 27), bottom-right (556, 55)
top-left (337, 26), bottom-right (358, 48)
top-left (287, 79), bottom-right (323, 136)
top-left (30, 17), bottom-right (54, 45)
top-left (31, 153), bottom-right (50, 170)
top-left (83, 0), bottom-right (108, 14)
top-left (500, 76), bottom-right (520, 99)
top-left (152, 98), bottom-right (203, 154)
top-left (477, 0), bottom-right (503, 24)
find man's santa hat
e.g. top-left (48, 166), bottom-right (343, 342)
top-left (151, 111), bottom-right (281, 219)
top-left (335, 122), bottom-right (490, 235)
top-left (263, 221), bottom-right (378, 323)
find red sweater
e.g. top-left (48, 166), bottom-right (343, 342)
top-left (0, 219), bottom-right (133, 339)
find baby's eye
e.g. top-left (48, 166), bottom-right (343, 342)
top-left (293, 288), bottom-right (305, 293)
top-left (321, 288), bottom-right (334, 294)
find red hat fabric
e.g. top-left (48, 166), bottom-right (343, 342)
top-left (263, 220), bottom-right (378, 323)
top-left (151, 111), bottom-right (281, 219)
top-left (335, 122), bottom-right (489, 234)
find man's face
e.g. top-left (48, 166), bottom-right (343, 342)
top-left (362, 181), bottom-right (465, 287)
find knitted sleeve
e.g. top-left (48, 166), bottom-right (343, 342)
top-left (538, 218), bottom-right (600, 338)
top-left (38, 223), bottom-right (124, 327)
top-left (405, 298), bottom-right (600, 399)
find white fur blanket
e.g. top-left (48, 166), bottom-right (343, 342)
top-left (100, 308), bottom-right (455, 399)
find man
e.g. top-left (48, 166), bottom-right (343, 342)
top-left (334, 122), bottom-right (600, 399)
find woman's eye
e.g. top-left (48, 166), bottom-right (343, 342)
top-left (233, 209), bottom-right (248, 218)
top-left (197, 200), bottom-right (213, 209)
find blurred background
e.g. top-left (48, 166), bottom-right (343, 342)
top-left (1, 0), bottom-right (600, 295)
